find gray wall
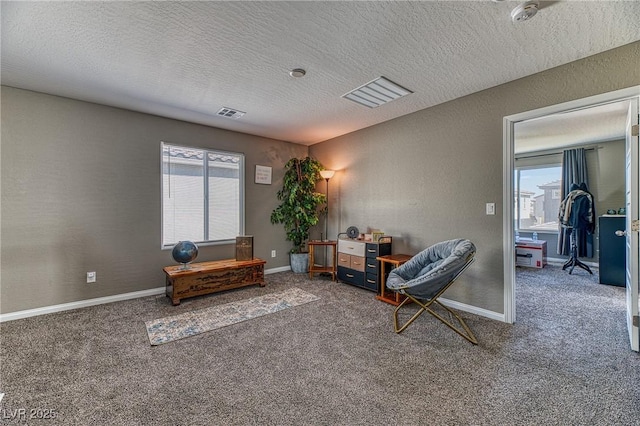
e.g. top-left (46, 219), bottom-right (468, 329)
top-left (2, 42), bottom-right (638, 316)
top-left (310, 41), bottom-right (640, 314)
top-left (1, 87), bottom-right (307, 314)
top-left (590, 140), bottom-right (627, 219)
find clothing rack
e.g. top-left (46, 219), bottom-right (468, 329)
top-left (558, 184), bottom-right (595, 275)
top-left (562, 227), bottom-right (592, 275)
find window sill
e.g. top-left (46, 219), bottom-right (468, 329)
top-left (161, 239), bottom-right (236, 250)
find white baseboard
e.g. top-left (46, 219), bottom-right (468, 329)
top-left (266, 265), bottom-right (291, 274)
top-left (438, 297), bottom-right (506, 322)
top-left (1, 265), bottom-right (501, 323)
top-left (0, 265), bottom-right (291, 323)
top-left (0, 287), bottom-right (166, 323)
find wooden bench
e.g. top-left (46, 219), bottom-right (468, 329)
top-left (163, 258), bottom-right (266, 305)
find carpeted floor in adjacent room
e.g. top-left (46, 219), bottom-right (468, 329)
top-left (0, 264), bottom-right (638, 425)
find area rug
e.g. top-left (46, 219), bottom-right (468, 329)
top-left (145, 287), bottom-right (319, 345)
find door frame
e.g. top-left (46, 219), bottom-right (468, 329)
top-left (624, 99), bottom-right (639, 351)
top-left (503, 86), bottom-right (640, 325)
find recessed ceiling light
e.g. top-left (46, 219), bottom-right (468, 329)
top-left (289, 68), bottom-right (306, 78)
top-left (342, 77), bottom-right (413, 108)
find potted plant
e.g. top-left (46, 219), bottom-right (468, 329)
top-left (270, 156), bottom-right (327, 273)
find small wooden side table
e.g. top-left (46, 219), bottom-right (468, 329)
top-left (376, 254), bottom-right (412, 306)
top-left (308, 240), bottom-right (337, 281)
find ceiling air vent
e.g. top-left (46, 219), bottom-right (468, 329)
top-left (217, 107), bottom-right (246, 119)
top-left (342, 77), bottom-right (413, 108)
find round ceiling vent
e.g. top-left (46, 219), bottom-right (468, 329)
top-left (511, 1), bottom-right (539, 22)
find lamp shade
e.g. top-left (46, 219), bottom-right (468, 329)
top-left (320, 170), bottom-right (335, 179)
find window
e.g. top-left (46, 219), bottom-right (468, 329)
top-left (161, 143), bottom-right (244, 247)
top-left (514, 165), bottom-right (562, 232)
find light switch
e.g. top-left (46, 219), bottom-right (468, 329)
top-left (486, 203), bottom-right (496, 215)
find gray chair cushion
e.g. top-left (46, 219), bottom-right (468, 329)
top-left (386, 239), bottom-right (476, 300)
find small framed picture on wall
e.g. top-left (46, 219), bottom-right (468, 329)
top-left (255, 165), bottom-right (272, 185)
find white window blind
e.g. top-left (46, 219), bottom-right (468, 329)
top-left (162, 143), bottom-right (244, 247)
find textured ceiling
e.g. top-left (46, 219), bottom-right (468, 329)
top-left (2, 1), bottom-right (639, 145)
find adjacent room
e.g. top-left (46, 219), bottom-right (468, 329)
top-left (1, 2), bottom-right (639, 424)
top-left (512, 98), bottom-right (630, 350)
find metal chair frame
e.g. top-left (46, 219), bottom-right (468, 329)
top-left (392, 254), bottom-right (477, 345)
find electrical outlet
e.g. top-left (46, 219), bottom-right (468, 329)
top-left (271, 250), bottom-right (276, 258)
top-left (87, 271), bottom-right (96, 283)
top-left (486, 202), bottom-right (496, 215)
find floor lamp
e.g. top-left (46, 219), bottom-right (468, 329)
top-left (319, 170), bottom-right (335, 274)
top-left (319, 170), bottom-right (335, 241)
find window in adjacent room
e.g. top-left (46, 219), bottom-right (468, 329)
top-left (514, 163), bottom-right (562, 232)
top-left (161, 142), bottom-right (244, 248)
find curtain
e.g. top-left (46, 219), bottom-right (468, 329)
top-left (561, 148), bottom-right (589, 200)
top-left (558, 148), bottom-right (593, 256)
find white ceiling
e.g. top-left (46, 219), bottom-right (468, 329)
top-left (515, 99), bottom-right (632, 154)
top-left (2, 1), bottom-right (639, 146)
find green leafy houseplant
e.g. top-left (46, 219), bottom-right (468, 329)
top-left (270, 157), bottom-right (327, 254)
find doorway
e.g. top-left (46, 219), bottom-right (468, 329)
top-left (502, 86), bottom-right (640, 350)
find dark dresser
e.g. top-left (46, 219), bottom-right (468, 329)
top-left (337, 236), bottom-right (391, 291)
top-left (598, 215), bottom-right (625, 287)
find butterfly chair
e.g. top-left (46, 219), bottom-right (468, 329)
top-left (386, 239), bottom-right (477, 344)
